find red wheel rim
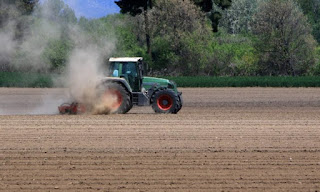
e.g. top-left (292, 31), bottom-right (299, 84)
top-left (105, 89), bottom-right (123, 109)
top-left (157, 94), bottom-right (173, 111)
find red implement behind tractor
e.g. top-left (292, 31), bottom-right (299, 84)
top-left (58, 103), bottom-right (86, 114)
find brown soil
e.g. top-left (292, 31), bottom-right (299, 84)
top-left (1, 88), bottom-right (320, 191)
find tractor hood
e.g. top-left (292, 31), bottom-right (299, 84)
top-left (142, 77), bottom-right (177, 92)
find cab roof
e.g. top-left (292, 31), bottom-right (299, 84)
top-left (109, 57), bottom-right (143, 62)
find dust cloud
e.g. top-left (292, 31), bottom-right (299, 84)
top-left (65, 43), bottom-right (117, 115)
top-left (0, 2), bottom-right (61, 72)
top-left (0, 1), bottom-right (119, 115)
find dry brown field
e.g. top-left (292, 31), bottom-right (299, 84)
top-left (1, 87), bottom-right (320, 191)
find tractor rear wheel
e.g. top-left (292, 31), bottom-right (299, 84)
top-left (151, 88), bottom-right (180, 114)
top-left (100, 82), bottom-right (132, 114)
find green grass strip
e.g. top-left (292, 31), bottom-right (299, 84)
top-left (1, 72), bottom-right (320, 88)
top-left (0, 72), bottom-right (53, 88)
top-left (164, 76), bottom-right (320, 87)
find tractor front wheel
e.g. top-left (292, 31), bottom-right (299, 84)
top-left (151, 89), bottom-right (180, 114)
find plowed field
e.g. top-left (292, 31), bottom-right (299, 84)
top-left (1, 88), bottom-right (320, 191)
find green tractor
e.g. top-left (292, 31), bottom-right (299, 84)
top-left (98, 57), bottom-right (183, 114)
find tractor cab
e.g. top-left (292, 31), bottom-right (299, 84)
top-left (108, 57), bottom-right (143, 92)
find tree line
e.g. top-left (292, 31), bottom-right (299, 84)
top-left (0, 0), bottom-right (319, 76)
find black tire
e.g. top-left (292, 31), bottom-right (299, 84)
top-left (151, 88), bottom-right (180, 114)
top-left (176, 94), bottom-right (183, 113)
top-left (99, 82), bottom-right (132, 114)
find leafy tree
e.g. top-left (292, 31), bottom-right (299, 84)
top-left (32, 0), bottom-right (77, 72)
top-left (40, 0), bottom-right (77, 24)
top-left (191, 0), bottom-right (212, 12)
top-left (191, 0), bottom-right (232, 32)
top-left (148, 0), bottom-right (211, 75)
top-left (295, 0), bottom-right (320, 43)
top-left (115, 0), bottom-right (153, 15)
top-left (0, 0), bottom-right (38, 16)
top-left (42, 39), bottom-right (73, 72)
top-left (115, 0), bottom-right (153, 57)
top-left (311, 46), bottom-right (320, 75)
top-left (0, 0), bottom-right (39, 71)
top-left (252, 0), bottom-right (317, 76)
top-left (113, 19), bottom-right (150, 61)
top-left (151, 0), bottom-right (207, 38)
top-left (0, 0), bottom-right (39, 39)
top-left (0, 0), bottom-right (38, 25)
top-left (210, 0), bottom-right (232, 32)
top-left (220, 0), bottom-right (261, 34)
top-left (207, 31), bottom-right (258, 76)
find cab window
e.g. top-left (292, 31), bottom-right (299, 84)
top-left (122, 62), bottom-right (137, 76)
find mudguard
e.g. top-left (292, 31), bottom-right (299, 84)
top-left (100, 77), bottom-right (132, 93)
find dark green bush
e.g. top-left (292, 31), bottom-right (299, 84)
top-left (164, 76), bottom-right (320, 87)
top-left (0, 72), bottom-right (53, 87)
